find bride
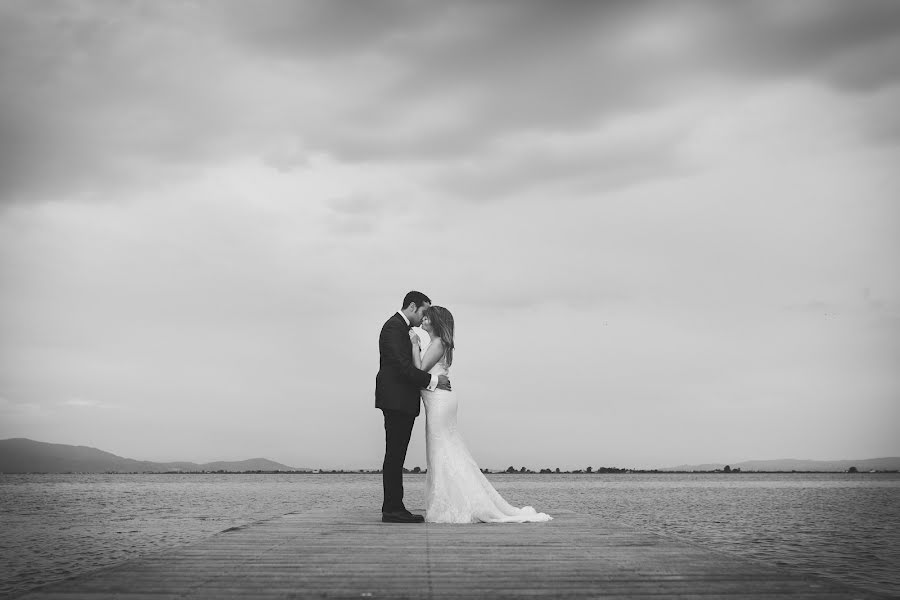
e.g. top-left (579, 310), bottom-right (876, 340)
top-left (410, 305), bottom-right (552, 524)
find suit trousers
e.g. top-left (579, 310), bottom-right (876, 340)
top-left (381, 408), bottom-right (416, 513)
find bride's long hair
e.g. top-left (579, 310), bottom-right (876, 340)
top-left (424, 305), bottom-right (454, 366)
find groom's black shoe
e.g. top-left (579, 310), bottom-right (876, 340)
top-left (382, 510), bottom-right (425, 523)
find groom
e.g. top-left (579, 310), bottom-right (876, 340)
top-left (376, 290), bottom-right (450, 523)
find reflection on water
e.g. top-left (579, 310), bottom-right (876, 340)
top-left (0, 473), bottom-right (897, 597)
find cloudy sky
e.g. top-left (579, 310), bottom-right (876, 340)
top-left (1, 1), bottom-right (898, 470)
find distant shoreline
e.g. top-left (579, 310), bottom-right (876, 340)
top-left (3, 469), bottom-right (897, 475)
top-left (5, 439), bottom-right (898, 475)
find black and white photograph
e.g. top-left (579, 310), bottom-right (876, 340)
top-left (1, 1), bottom-right (898, 598)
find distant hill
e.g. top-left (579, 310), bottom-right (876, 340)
top-left (0, 438), bottom-right (311, 473)
top-left (664, 457), bottom-right (900, 472)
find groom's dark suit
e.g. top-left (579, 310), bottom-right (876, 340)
top-left (376, 312), bottom-right (432, 514)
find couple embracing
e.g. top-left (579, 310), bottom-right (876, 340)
top-left (375, 290), bottom-right (552, 524)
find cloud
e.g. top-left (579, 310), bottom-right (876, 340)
top-left (430, 103), bottom-right (694, 200)
top-left (3, 1), bottom-right (900, 204)
top-left (324, 194), bottom-right (386, 234)
top-left (696, 1), bottom-right (900, 92)
top-left (61, 398), bottom-right (108, 409)
top-left (0, 2), bottom-right (319, 202)
top-left (278, 0), bottom-right (900, 163)
top-left (215, 0), bottom-right (442, 59)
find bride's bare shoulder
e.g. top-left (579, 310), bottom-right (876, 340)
top-left (424, 338), bottom-right (444, 358)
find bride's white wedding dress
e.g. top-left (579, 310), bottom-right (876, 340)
top-left (421, 343), bottom-right (552, 524)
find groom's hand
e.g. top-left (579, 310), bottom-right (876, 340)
top-left (437, 375), bottom-right (452, 391)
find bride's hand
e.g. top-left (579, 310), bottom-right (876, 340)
top-left (408, 330), bottom-right (420, 346)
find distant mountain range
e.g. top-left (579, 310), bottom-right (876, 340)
top-left (0, 438), bottom-right (311, 473)
top-left (3, 438), bottom-right (898, 474)
top-left (663, 457), bottom-right (900, 472)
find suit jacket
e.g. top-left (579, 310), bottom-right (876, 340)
top-left (375, 313), bottom-right (432, 416)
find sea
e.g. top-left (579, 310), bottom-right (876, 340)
top-left (1, 472), bottom-right (898, 598)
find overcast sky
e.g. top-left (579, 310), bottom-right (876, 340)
top-left (1, 1), bottom-right (898, 470)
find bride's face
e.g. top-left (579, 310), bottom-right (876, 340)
top-left (421, 315), bottom-right (434, 335)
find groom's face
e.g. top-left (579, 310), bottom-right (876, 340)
top-left (410, 302), bottom-right (430, 327)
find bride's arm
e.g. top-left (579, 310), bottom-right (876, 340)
top-left (419, 339), bottom-right (444, 374)
top-left (409, 330), bottom-right (423, 370)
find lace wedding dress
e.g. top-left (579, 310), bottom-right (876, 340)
top-left (421, 343), bottom-right (552, 523)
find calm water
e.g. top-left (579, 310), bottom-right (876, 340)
top-left (1, 473), bottom-right (898, 597)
